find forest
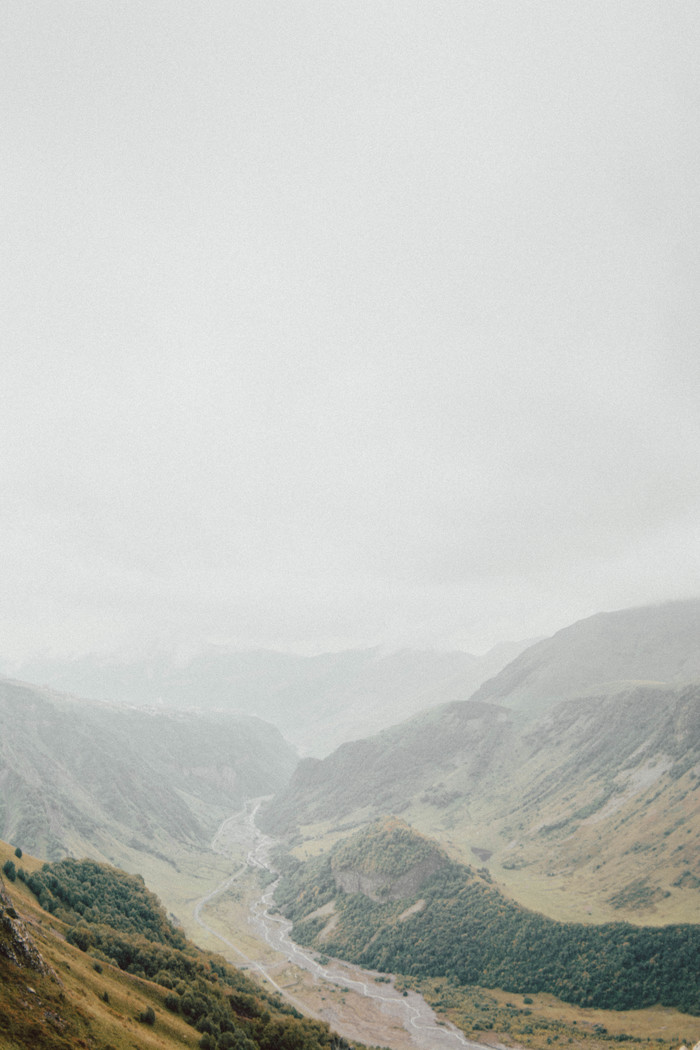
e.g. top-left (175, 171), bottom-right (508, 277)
top-left (275, 822), bottom-right (700, 1016)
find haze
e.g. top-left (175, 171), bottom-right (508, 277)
top-left (2, 2), bottom-right (699, 660)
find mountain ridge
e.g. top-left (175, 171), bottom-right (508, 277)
top-left (472, 598), bottom-right (700, 715)
top-left (261, 600), bottom-right (700, 926)
top-left (5, 641), bottom-right (530, 756)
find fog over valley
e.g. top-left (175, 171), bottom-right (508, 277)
top-left (2, 5), bottom-right (700, 1050)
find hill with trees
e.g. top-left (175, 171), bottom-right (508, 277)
top-left (0, 840), bottom-right (356, 1050)
top-left (273, 820), bottom-right (700, 1016)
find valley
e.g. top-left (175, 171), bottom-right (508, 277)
top-left (188, 802), bottom-right (483, 1050)
top-left (1, 599), bottom-right (700, 1050)
top-left (269, 819), bottom-right (700, 1013)
top-left (180, 806), bottom-right (700, 1050)
top-left (6, 7), bottom-right (700, 1050)
top-left (0, 837), bottom-right (361, 1050)
top-left (5, 642), bottom-right (529, 757)
top-left (1, 815), bottom-right (697, 1050)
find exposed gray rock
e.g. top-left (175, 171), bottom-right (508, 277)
top-left (0, 879), bottom-right (54, 976)
top-left (332, 852), bottom-right (445, 901)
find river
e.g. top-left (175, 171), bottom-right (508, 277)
top-left (193, 800), bottom-right (488, 1050)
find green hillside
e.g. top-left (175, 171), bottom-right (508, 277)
top-left (274, 821), bottom-right (700, 1016)
top-left (332, 818), bottom-right (444, 880)
top-left (0, 840), bottom-right (357, 1050)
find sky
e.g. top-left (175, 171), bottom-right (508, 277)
top-left (2, 2), bottom-right (700, 660)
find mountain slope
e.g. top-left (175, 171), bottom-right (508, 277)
top-left (472, 599), bottom-right (700, 715)
top-left (260, 699), bottom-right (512, 833)
top-left (261, 601), bottom-right (700, 925)
top-left (0, 840), bottom-right (354, 1050)
top-left (264, 683), bottom-right (700, 923)
top-left (0, 675), bottom-right (296, 867)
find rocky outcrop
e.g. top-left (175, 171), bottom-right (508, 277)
top-left (332, 852), bottom-right (445, 901)
top-left (0, 879), bottom-right (53, 975)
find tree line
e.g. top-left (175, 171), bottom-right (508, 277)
top-left (276, 825), bottom-right (700, 1016)
top-left (21, 857), bottom-right (355, 1050)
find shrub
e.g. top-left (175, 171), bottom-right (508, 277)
top-left (138, 1005), bottom-right (156, 1025)
top-left (2, 859), bottom-right (16, 882)
top-left (67, 925), bottom-right (91, 952)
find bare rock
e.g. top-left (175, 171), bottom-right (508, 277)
top-left (0, 878), bottom-right (54, 976)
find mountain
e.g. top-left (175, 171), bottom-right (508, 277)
top-left (261, 601), bottom-right (700, 926)
top-left (7, 641), bottom-right (529, 755)
top-left (0, 675), bottom-right (296, 868)
top-left (0, 839), bottom-right (353, 1050)
top-left (471, 598), bottom-right (700, 715)
top-left (260, 699), bottom-right (510, 833)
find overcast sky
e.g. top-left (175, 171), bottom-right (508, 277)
top-left (2, 2), bottom-right (699, 659)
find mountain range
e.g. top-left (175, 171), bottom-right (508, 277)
top-left (5, 640), bottom-right (529, 756)
top-left (2, 597), bottom-right (700, 1048)
top-left (261, 600), bottom-right (700, 927)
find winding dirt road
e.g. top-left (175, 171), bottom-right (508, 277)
top-left (193, 800), bottom-right (487, 1050)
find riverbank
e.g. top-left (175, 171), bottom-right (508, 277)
top-left (191, 800), bottom-right (487, 1050)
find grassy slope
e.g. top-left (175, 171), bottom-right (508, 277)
top-left (0, 839), bottom-right (358, 1050)
top-left (404, 976), bottom-right (700, 1050)
top-left (405, 687), bottom-right (700, 926)
top-left (0, 841), bottom-right (200, 1050)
